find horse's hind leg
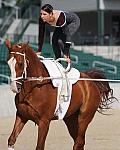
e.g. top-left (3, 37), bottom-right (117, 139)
top-left (73, 110), bottom-right (97, 150)
top-left (63, 112), bottom-right (78, 141)
top-left (8, 113), bottom-right (28, 149)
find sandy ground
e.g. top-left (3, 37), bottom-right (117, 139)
top-left (0, 109), bottom-right (120, 150)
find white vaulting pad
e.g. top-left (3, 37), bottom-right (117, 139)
top-left (41, 59), bottom-right (80, 119)
top-left (42, 59), bottom-right (80, 87)
top-left (42, 59), bottom-right (63, 87)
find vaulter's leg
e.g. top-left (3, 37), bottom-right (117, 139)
top-left (36, 119), bottom-right (50, 150)
top-left (8, 113), bottom-right (28, 150)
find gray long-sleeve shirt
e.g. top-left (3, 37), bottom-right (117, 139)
top-left (38, 11), bottom-right (80, 52)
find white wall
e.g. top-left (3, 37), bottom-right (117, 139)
top-left (0, 0), bottom-right (2, 8)
top-left (104, 0), bottom-right (120, 10)
top-left (22, 23), bottom-right (39, 44)
top-left (110, 83), bottom-right (120, 109)
top-left (0, 85), bottom-right (16, 118)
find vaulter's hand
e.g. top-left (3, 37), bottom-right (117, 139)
top-left (36, 52), bottom-right (41, 56)
top-left (64, 55), bottom-right (71, 63)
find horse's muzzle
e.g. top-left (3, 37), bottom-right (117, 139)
top-left (10, 81), bottom-right (22, 93)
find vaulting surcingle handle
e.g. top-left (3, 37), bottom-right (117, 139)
top-left (55, 58), bottom-right (71, 72)
top-left (37, 55), bottom-right (45, 59)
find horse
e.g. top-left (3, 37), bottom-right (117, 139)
top-left (5, 39), bottom-right (114, 150)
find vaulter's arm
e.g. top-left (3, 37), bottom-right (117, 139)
top-left (38, 16), bottom-right (45, 52)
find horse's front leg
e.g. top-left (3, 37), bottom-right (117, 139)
top-left (8, 113), bottom-right (28, 150)
top-left (36, 119), bottom-right (50, 150)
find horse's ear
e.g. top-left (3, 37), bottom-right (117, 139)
top-left (5, 39), bottom-right (12, 49)
top-left (24, 41), bottom-right (29, 49)
top-left (24, 41), bottom-right (30, 49)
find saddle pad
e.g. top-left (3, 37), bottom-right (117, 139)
top-left (42, 59), bottom-right (80, 87)
top-left (41, 59), bottom-right (80, 119)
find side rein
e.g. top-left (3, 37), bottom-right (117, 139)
top-left (8, 52), bottom-right (71, 84)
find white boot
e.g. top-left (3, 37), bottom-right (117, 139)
top-left (8, 147), bottom-right (14, 150)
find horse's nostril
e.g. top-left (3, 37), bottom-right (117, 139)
top-left (17, 83), bottom-right (22, 92)
top-left (18, 87), bottom-right (21, 92)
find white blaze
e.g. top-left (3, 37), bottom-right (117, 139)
top-left (8, 57), bottom-right (18, 93)
top-left (8, 57), bottom-right (16, 79)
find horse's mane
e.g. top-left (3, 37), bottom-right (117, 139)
top-left (22, 43), bottom-right (50, 78)
top-left (24, 43), bottom-right (38, 59)
top-left (21, 43), bottom-right (43, 66)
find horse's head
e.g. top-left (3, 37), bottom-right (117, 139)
top-left (6, 40), bottom-right (29, 93)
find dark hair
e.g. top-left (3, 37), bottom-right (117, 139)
top-left (41, 4), bottom-right (53, 14)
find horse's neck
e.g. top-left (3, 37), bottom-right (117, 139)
top-left (27, 55), bottom-right (44, 77)
top-left (27, 59), bottom-right (42, 76)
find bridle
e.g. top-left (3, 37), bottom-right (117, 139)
top-left (9, 51), bottom-right (28, 82)
top-left (9, 51), bottom-right (52, 84)
top-left (9, 51), bottom-right (48, 85)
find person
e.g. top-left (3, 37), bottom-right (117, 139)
top-left (37, 4), bottom-right (80, 63)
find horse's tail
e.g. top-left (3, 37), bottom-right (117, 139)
top-left (85, 69), bottom-right (116, 114)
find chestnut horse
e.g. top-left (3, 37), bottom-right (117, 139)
top-left (6, 40), bottom-right (113, 150)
